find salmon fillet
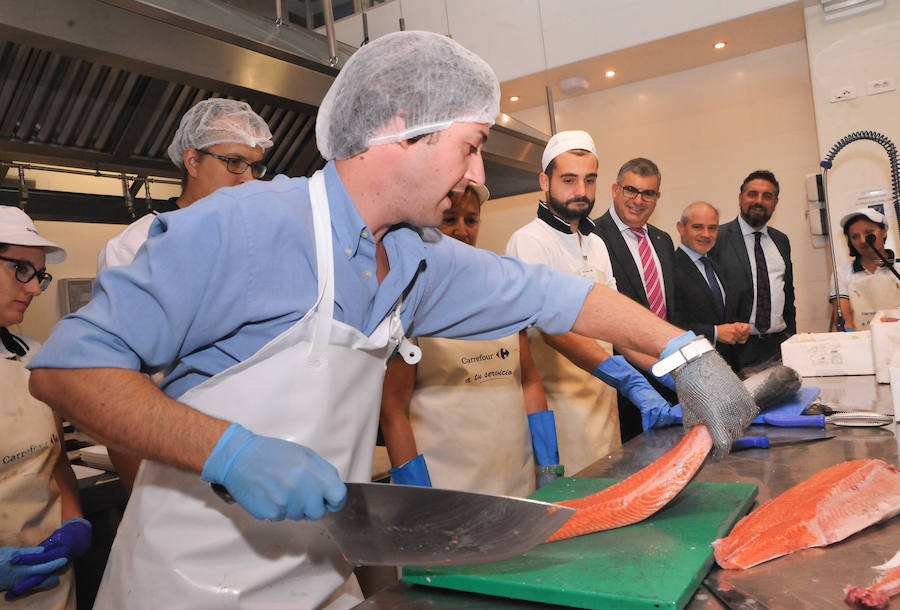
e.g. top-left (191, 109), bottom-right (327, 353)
top-left (844, 552), bottom-right (900, 609)
top-left (545, 424), bottom-right (712, 542)
top-left (713, 459), bottom-right (900, 570)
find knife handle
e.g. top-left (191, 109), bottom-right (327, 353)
top-left (211, 483), bottom-right (236, 503)
top-left (732, 436), bottom-right (771, 451)
top-left (759, 414), bottom-right (825, 428)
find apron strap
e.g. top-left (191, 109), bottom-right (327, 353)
top-left (307, 171), bottom-right (335, 365)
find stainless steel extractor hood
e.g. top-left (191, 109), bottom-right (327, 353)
top-left (0, 0), bottom-right (546, 222)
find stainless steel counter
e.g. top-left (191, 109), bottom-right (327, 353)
top-left (357, 375), bottom-right (900, 609)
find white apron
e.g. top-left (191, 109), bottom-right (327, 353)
top-left (95, 172), bottom-right (412, 609)
top-left (409, 335), bottom-right (535, 497)
top-left (0, 358), bottom-right (74, 610)
top-left (849, 272), bottom-right (900, 329)
top-left (526, 268), bottom-right (620, 475)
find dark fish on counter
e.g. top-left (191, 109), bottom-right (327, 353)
top-left (743, 365), bottom-right (801, 409)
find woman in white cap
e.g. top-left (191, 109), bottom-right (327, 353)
top-left (379, 184), bottom-right (562, 495)
top-left (829, 207), bottom-right (900, 330)
top-left (0, 206), bottom-right (90, 608)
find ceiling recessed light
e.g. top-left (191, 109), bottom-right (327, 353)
top-left (508, 95), bottom-right (519, 102)
top-left (714, 41), bottom-right (726, 49)
top-left (605, 70), bottom-right (616, 78)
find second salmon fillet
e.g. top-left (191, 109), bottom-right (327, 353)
top-left (713, 459), bottom-right (900, 569)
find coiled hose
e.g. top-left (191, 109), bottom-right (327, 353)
top-left (820, 131), bottom-right (900, 330)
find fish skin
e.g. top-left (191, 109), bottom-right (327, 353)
top-left (743, 365), bottom-right (801, 409)
top-left (844, 559), bottom-right (900, 608)
top-left (545, 425), bottom-right (712, 542)
top-left (713, 460), bottom-right (900, 570)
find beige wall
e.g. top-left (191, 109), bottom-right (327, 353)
top-left (478, 40), bottom-right (829, 333)
top-left (804, 3), bottom-right (900, 269)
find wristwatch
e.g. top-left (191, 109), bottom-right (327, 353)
top-left (650, 336), bottom-right (714, 377)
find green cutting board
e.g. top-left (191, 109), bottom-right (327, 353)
top-left (403, 477), bottom-right (757, 609)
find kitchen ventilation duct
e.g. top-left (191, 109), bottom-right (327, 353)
top-left (0, 0), bottom-right (547, 223)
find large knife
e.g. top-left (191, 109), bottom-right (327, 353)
top-left (212, 482), bottom-right (574, 566)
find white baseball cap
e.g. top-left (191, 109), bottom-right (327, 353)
top-left (840, 207), bottom-right (887, 229)
top-left (0, 206), bottom-right (67, 263)
top-left (541, 130), bottom-right (599, 172)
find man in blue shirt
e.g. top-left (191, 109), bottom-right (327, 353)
top-left (29, 31), bottom-right (756, 608)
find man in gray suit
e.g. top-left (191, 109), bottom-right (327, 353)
top-left (708, 170), bottom-right (795, 373)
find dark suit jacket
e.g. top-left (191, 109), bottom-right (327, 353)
top-left (708, 218), bottom-right (796, 335)
top-left (593, 211), bottom-right (678, 322)
top-left (671, 247), bottom-right (748, 366)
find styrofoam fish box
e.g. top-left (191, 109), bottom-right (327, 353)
top-left (889, 352), bottom-right (900, 421)
top-left (781, 331), bottom-right (874, 377)
top-left (871, 308), bottom-right (900, 383)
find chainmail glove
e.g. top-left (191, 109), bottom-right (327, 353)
top-left (672, 349), bottom-right (757, 459)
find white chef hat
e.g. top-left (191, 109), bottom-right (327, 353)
top-left (316, 31), bottom-right (500, 161)
top-left (0, 206), bottom-right (67, 263)
top-left (167, 99), bottom-right (273, 168)
top-left (541, 130), bottom-right (598, 172)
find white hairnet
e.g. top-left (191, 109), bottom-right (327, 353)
top-left (167, 99), bottom-right (273, 168)
top-left (316, 31), bottom-right (500, 161)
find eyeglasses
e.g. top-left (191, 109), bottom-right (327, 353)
top-left (618, 184), bottom-right (659, 202)
top-left (197, 149), bottom-right (267, 179)
top-left (0, 255), bottom-right (53, 291)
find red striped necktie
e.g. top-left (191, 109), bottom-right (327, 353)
top-left (628, 227), bottom-right (667, 320)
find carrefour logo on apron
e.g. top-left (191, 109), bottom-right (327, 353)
top-left (461, 349), bottom-right (514, 384)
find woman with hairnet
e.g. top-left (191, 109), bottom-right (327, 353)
top-left (0, 207), bottom-right (90, 608)
top-left (829, 207), bottom-right (900, 330)
top-left (380, 183), bottom-right (562, 495)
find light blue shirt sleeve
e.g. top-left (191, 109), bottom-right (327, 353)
top-left (30, 163), bottom-right (594, 398)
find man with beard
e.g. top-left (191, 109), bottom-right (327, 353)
top-left (708, 170), bottom-right (795, 373)
top-left (594, 157), bottom-right (679, 441)
top-left (506, 131), bottom-right (678, 474)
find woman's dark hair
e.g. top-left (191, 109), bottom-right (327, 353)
top-left (843, 214), bottom-right (886, 258)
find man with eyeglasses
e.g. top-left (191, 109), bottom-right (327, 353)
top-left (506, 133), bottom-right (680, 475)
top-left (594, 157), bottom-right (679, 442)
top-left (97, 98), bottom-right (272, 272)
top-left (708, 170), bottom-right (795, 373)
top-left (28, 32), bottom-right (756, 608)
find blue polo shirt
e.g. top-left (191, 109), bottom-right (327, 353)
top-left (30, 162), bottom-right (592, 399)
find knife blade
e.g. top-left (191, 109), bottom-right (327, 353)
top-left (321, 482), bottom-right (574, 566)
top-left (731, 435), bottom-right (834, 451)
top-left (211, 481), bottom-right (574, 567)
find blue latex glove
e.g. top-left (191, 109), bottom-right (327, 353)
top-left (1, 546), bottom-right (66, 599)
top-left (592, 356), bottom-right (677, 431)
top-left (12, 519), bottom-right (91, 566)
top-left (528, 411), bottom-right (563, 488)
top-left (390, 454), bottom-right (432, 487)
top-left (660, 331), bottom-right (697, 359)
top-left (202, 422), bottom-right (347, 521)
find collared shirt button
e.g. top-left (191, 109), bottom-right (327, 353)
top-left (345, 248), bottom-right (352, 256)
top-left (364, 269), bottom-right (373, 279)
top-left (361, 229), bottom-right (369, 239)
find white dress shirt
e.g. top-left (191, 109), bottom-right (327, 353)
top-left (738, 215), bottom-right (786, 335)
